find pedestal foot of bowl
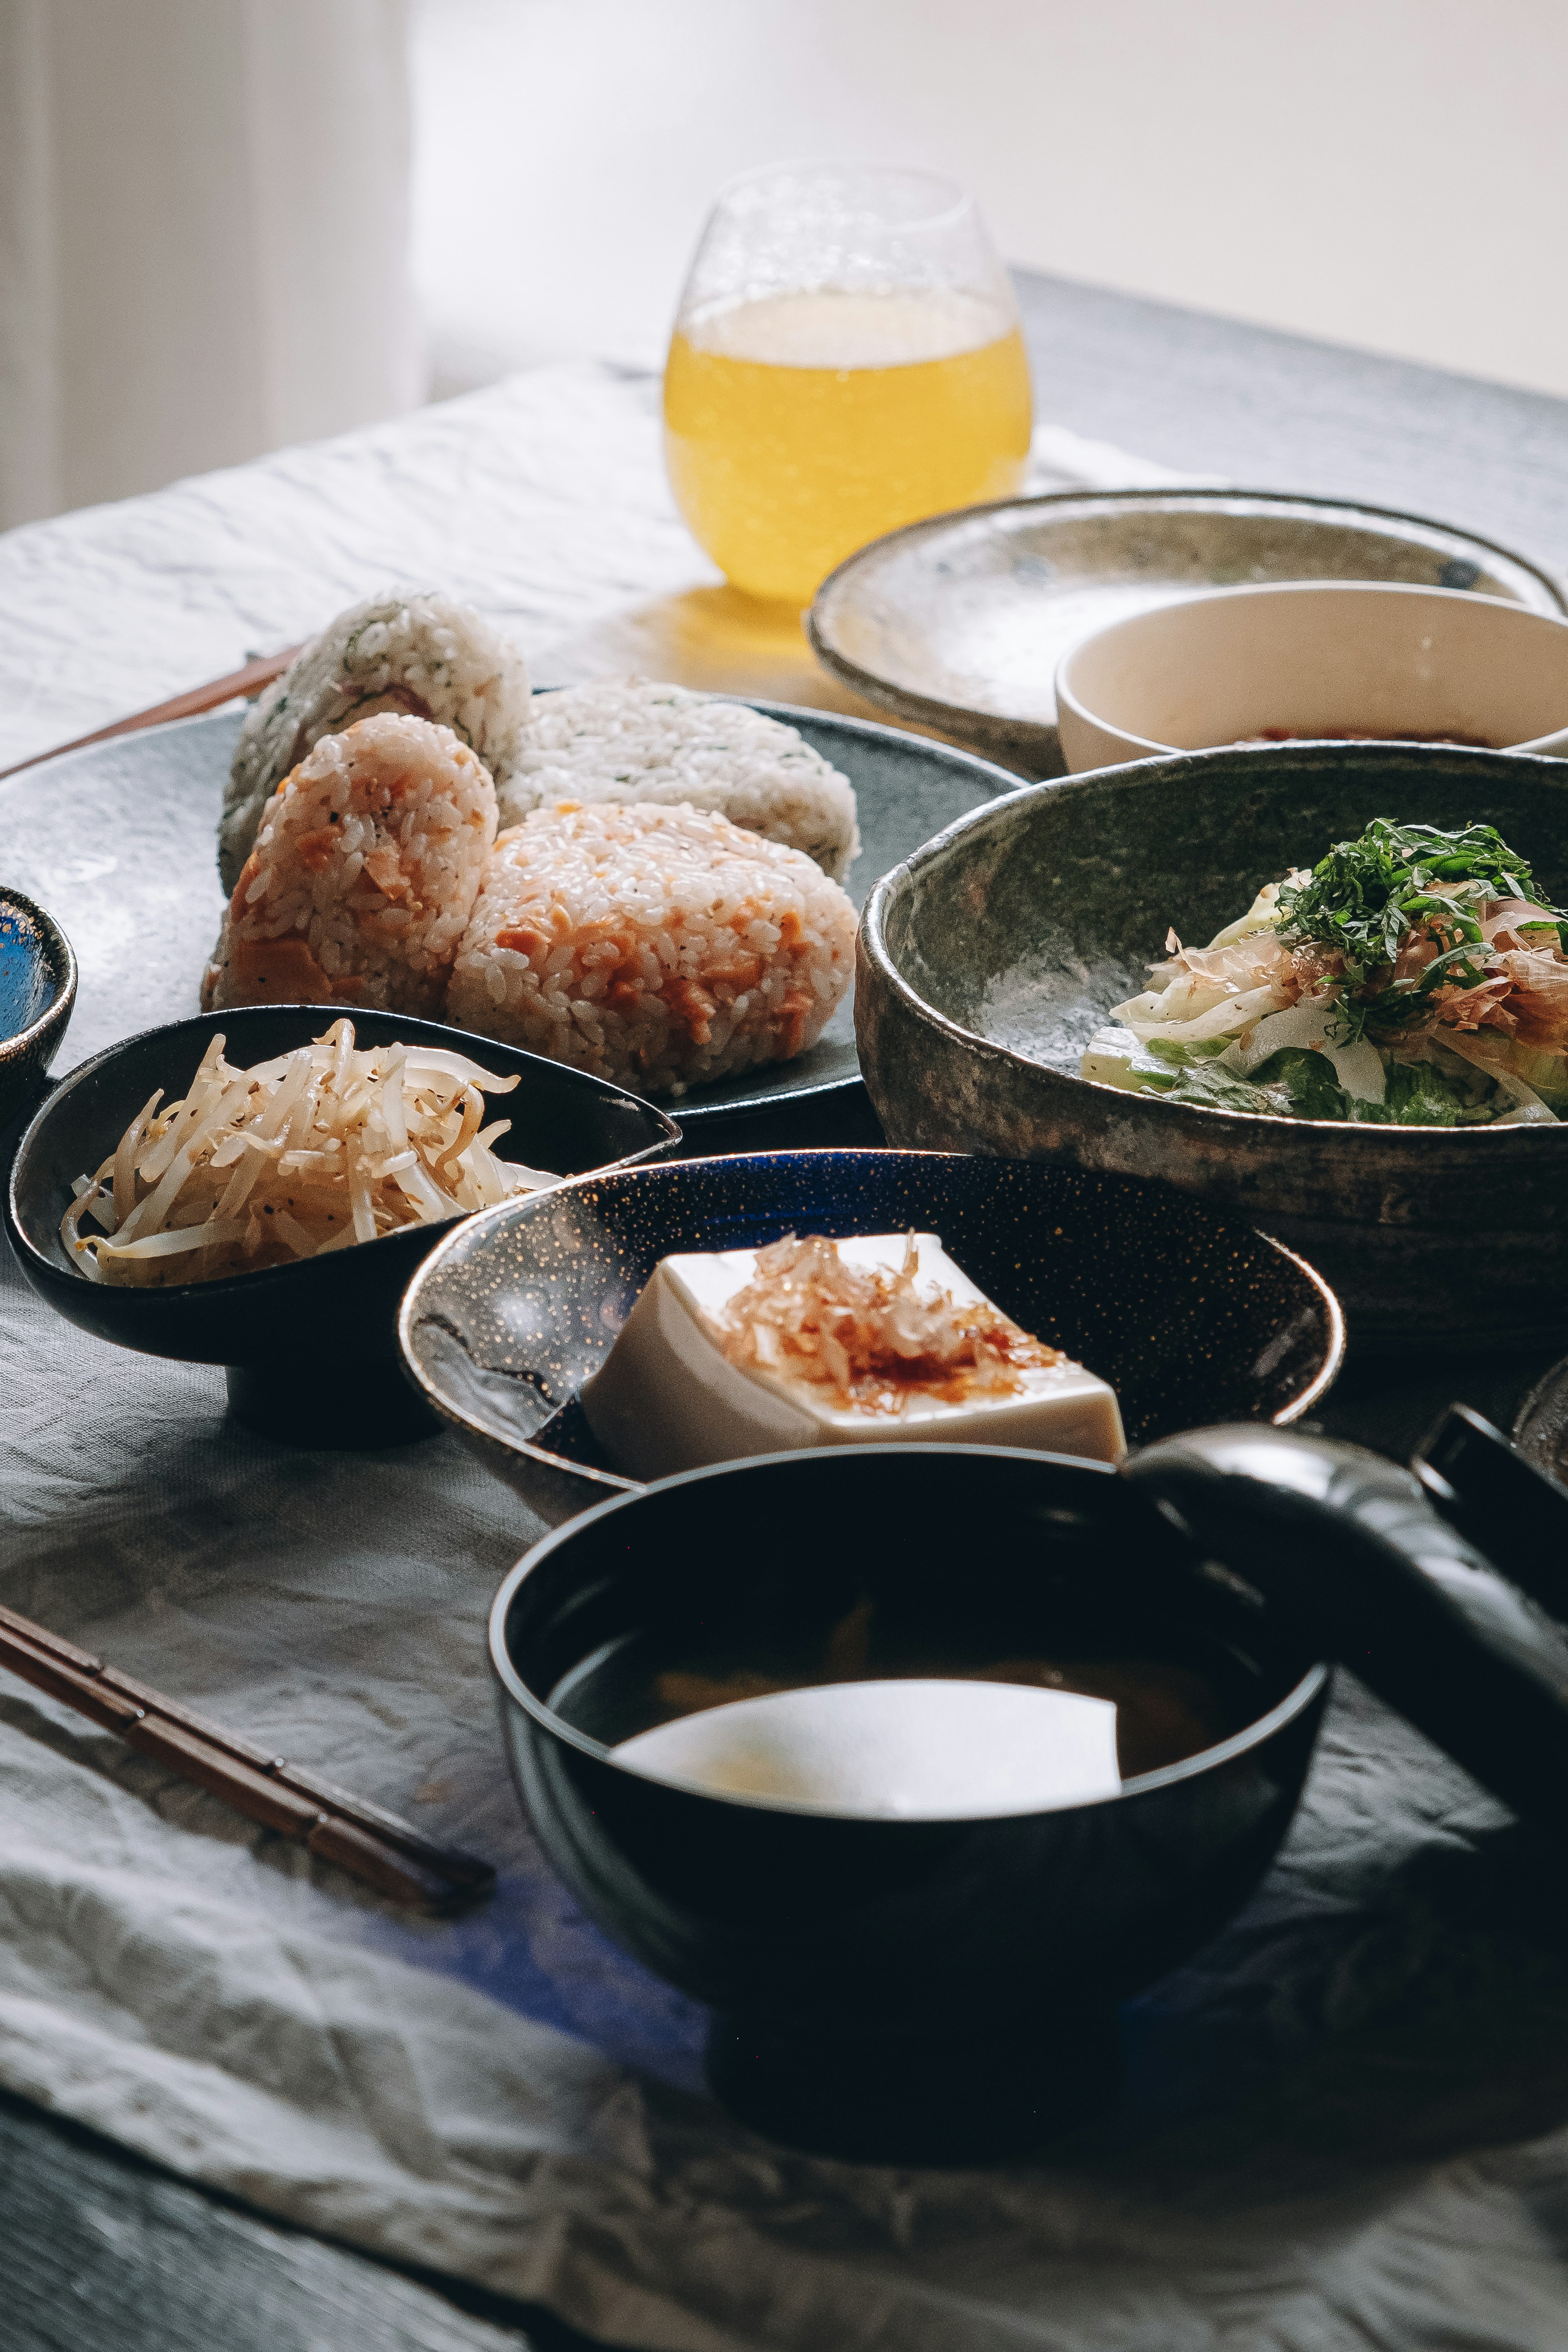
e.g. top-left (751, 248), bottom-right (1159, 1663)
top-left (706, 2004), bottom-right (1121, 2165)
top-left (226, 1354), bottom-right (440, 1448)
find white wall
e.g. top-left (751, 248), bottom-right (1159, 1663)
top-left (0, 0), bottom-right (421, 526)
top-left (411, 0), bottom-right (1568, 399)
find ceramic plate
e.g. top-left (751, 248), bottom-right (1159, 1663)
top-left (808, 487), bottom-right (1568, 777)
top-left (0, 700), bottom-right (1017, 1131)
top-left (400, 1147), bottom-right (1345, 1528)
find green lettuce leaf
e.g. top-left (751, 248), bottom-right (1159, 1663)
top-left (1367, 1058), bottom-right (1501, 1125)
top-left (1250, 1047), bottom-right (1352, 1121)
top-left (1133, 1037), bottom-right (1281, 1113)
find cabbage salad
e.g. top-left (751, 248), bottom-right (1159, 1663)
top-left (1084, 818), bottom-right (1568, 1126)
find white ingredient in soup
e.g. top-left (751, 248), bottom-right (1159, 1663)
top-left (612, 1679), bottom-right (1123, 1817)
top-left (61, 1020), bottom-right (558, 1287)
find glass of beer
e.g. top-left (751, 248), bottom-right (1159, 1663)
top-left (664, 163), bottom-right (1033, 608)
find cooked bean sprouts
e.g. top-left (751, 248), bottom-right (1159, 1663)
top-left (62, 1019), bottom-right (558, 1286)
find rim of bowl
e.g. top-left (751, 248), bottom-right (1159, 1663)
top-left (807, 486), bottom-right (1568, 739)
top-left (486, 1443), bottom-right (1334, 1825)
top-left (1054, 578), bottom-right (1568, 761)
top-left (0, 886), bottom-right (78, 1060)
top-left (398, 1145), bottom-right (1345, 1492)
top-left (861, 739), bottom-right (1568, 1144)
top-left (7, 1003), bottom-right (679, 1303)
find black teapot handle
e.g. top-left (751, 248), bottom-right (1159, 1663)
top-left (1124, 1424), bottom-right (1568, 1834)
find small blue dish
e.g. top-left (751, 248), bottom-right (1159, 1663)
top-left (400, 1148), bottom-right (1345, 1521)
top-left (0, 886), bottom-right (76, 1133)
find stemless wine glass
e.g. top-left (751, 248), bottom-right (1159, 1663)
top-left (664, 163), bottom-right (1033, 609)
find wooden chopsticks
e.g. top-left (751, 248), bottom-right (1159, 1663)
top-left (0, 1600), bottom-right (494, 1911)
top-left (0, 645), bottom-right (305, 784)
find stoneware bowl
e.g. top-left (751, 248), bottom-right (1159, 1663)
top-left (856, 739), bottom-right (1568, 1350)
top-left (488, 1441), bottom-right (1332, 2160)
top-left (806, 486), bottom-right (1566, 777)
top-left (0, 886), bottom-right (77, 1134)
top-left (1056, 581), bottom-right (1568, 773)
top-left (6, 1005), bottom-right (678, 1446)
top-left (399, 1148), bottom-right (1343, 1525)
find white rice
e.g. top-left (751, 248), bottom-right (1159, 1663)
top-left (220, 591), bottom-right (530, 893)
top-left (446, 801), bottom-right (857, 1097)
top-left (500, 679), bottom-right (860, 883)
top-left (203, 714), bottom-right (497, 1018)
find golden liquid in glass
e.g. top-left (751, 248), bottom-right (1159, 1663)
top-left (664, 288), bottom-right (1033, 607)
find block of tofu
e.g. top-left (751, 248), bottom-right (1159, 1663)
top-left (579, 1232), bottom-right (1125, 1480)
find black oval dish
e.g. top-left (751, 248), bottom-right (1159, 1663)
top-left (401, 1149), bottom-right (1345, 1526)
top-left (489, 1443), bottom-right (1330, 2163)
top-left (0, 886), bottom-right (77, 1133)
top-left (6, 1005), bottom-right (679, 1446)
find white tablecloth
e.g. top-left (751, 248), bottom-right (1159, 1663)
top-left (1, 364), bottom-right (1565, 2352)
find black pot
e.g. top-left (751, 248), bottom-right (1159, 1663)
top-left (6, 1004), bottom-right (679, 1446)
top-left (489, 1443), bottom-right (1329, 2162)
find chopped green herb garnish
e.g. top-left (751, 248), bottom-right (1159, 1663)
top-left (1275, 818), bottom-right (1568, 1040)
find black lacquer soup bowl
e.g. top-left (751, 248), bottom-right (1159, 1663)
top-left (490, 1443), bottom-right (1330, 2163)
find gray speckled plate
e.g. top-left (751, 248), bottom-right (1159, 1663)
top-left (0, 699), bottom-right (1017, 1129)
top-left (808, 487), bottom-right (1568, 777)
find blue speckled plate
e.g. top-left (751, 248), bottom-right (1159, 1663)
top-left (399, 1147), bottom-right (1345, 1525)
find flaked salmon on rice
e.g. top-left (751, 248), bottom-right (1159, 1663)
top-left (447, 801), bottom-right (857, 1097)
top-left (219, 590), bottom-right (530, 893)
top-left (203, 714), bottom-right (497, 1018)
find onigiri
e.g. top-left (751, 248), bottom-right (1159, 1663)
top-left (446, 800), bottom-right (857, 1097)
top-left (204, 714), bottom-right (497, 1018)
top-left (500, 679), bottom-right (860, 882)
top-left (219, 591), bottom-right (530, 893)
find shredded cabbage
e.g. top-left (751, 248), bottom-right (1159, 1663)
top-left (1083, 829), bottom-right (1568, 1125)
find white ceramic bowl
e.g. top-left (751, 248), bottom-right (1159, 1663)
top-left (1054, 581), bottom-right (1568, 774)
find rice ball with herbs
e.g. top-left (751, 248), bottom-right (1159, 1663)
top-left (446, 801), bottom-right (857, 1096)
top-left (220, 590), bottom-right (530, 893)
top-left (500, 679), bottom-right (860, 883)
top-left (204, 713), bottom-right (497, 1018)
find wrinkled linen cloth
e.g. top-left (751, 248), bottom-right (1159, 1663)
top-left (2, 364), bottom-right (1567, 2352)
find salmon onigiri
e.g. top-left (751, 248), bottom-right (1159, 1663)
top-left (445, 800), bottom-right (857, 1096)
top-left (203, 714), bottom-right (497, 1018)
top-left (220, 591), bottom-right (529, 893)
